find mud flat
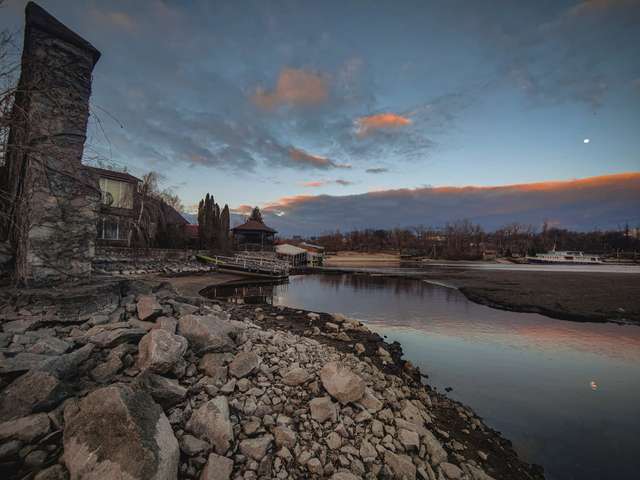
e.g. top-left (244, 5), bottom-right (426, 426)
top-left (415, 267), bottom-right (640, 324)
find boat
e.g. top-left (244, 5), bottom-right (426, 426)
top-left (526, 248), bottom-right (603, 265)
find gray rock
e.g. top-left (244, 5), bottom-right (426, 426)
top-left (85, 324), bottom-right (146, 348)
top-left (0, 352), bottom-right (53, 374)
top-left (326, 431), bottom-right (342, 450)
top-left (180, 434), bottom-right (209, 456)
top-left (63, 383), bottom-right (179, 480)
top-left (33, 464), bottom-right (69, 480)
top-left (137, 329), bottom-right (188, 374)
top-left (28, 337), bottom-right (71, 355)
top-left (0, 413), bottom-right (50, 443)
top-left (281, 367), bottom-right (310, 386)
top-left (177, 313), bottom-right (240, 353)
top-left (309, 396), bottom-right (338, 423)
top-left (423, 430), bottom-right (447, 465)
top-left (399, 428), bottom-right (420, 451)
top-left (90, 353), bottom-right (123, 383)
top-left (384, 451), bottom-right (416, 480)
top-left (239, 435), bottom-right (273, 461)
top-left (273, 426), bottom-right (296, 448)
top-left (359, 440), bottom-right (377, 462)
top-left (199, 353), bottom-right (229, 385)
top-left (440, 462), bottom-right (463, 479)
top-left (153, 316), bottom-right (178, 334)
top-left (358, 388), bottom-right (383, 413)
top-left (200, 452), bottom-right (234, 480)
top-left (0, 370), bottom-right (71, 421)
top-left (137, 372), bottom-right (187, 409)
top-left (320, 361), bottom-right (366, 404)
top-left (186, 396), bottom-right (234, 455)
top-left (228, 351), bottom-right (260, 378)
top-left (24, 449), bottom-right (48, 468)
top-left (137, 294), bottom-right (162, 321)
top-left (330, 472), bottom-right (361, 480)
top-left (0, 439), bottom-right (21, 459)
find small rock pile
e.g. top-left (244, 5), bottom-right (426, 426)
top-left (0, 279), bottom-right (535, 480)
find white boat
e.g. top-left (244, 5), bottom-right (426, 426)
top-left (526, 248), bottom-right (603, 265)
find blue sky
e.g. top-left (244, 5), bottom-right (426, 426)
top-left (2, 0), bottom-right (639, 233)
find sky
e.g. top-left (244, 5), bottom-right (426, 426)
top-left (2, 0), bottom-right (639, 234)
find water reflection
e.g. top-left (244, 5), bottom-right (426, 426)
top-left (201, 280), bottom-right (286, 305)
top-left (268, 274), bottom-right (640, 480)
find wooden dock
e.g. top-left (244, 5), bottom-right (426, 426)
top-left (197, 253), bottom-right (289, 278)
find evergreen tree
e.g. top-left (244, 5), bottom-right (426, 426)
top-left (249, 206), bottom-right (263, 224)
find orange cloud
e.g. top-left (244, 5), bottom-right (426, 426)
top-left (288, 147), bottom-right (350, 169)
top-left (356, 113), bottom-right (412, 137)
top-left (231, 204), bottom-right (253, 215)
top-left (302, 181), bottom-right (327, 188)
top-left (252, 68), bottom-right (329, 110)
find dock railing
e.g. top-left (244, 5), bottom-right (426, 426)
top-left (198, 253), bottom-right (289, 277)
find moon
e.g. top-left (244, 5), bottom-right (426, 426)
top-left (583, 138), bottom-right (590, 144)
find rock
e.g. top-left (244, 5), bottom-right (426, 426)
top-left (228, 351), bottom-right (260, 378)
top-left (309, 396), bottom-right (338, 423)
top-left (28, 337), bottom-right (71, 355)
top-left (200, 452), bottom-right (234, 480)
top-left (180, 434), bottom-right (209, 456)
top-left (330, 472), bottom-right (361, 480)
top-left (385, 451), bottom-right (416, 480)
top-left (395, 418), bottom-right (428, 437)
top-left (0, 439), bottom-right (21, 459)
top-left (137, 372), bottom-right (187, 409)
top-left (153, 316), bottom-right (178, 334)
top-left (186, 396), bottom-right (234, 455)
top-left (440, 462), bottom-right (463, 479)
top-left (325, 322), bottom-right (339, 332)
top-left (273, 426), bottom-right (296, 448)
top-left (320, 362), bottom-right (365, 404)
top-left (63, 383), bottom-right (179, 480)
top-left (0, 370), bottom-right (70, 421)
top-left (467, 464), bottom-right (496, 480)
top-left (137, 294), bottom-right (162, 321)
top-left (177, 313), bottom-right (240, 353)
top-left (42, 344), bottom-right (95, 379)
top-left (0, 413), bottom-right (50, 443)
top-left (170, 300), bottom-right (199, 318)
top-left (326, 431), bottom-right (342, 450)
top-left (85, 324), bottom-right (146, 348)
top-left (91, 353), bottom-right (123, 383)
top-left (358, 388), bottom-right (383, 413)
top-left (354, 343), bottom-right (365, 355)
top-left (359, 440), bottom-right (377, 462)
top-left (307, 457), bottom-right (323, 474)
top-left (24, 449), bottom-right (48, 468)
top-left (399, 428), bottom-right (420, 451)
top-left (33, 464), bottom-right (68, 480)
top-left (0, 352), bottom-right (53, 374)
top-left (281, 367), bottom-right (310, 386)
top-left (239, 435), bottom-right (273, 461)
top-left (423, 430), bottom-right (447, 465)
top-left (137, 329), bottom-right (188, 374)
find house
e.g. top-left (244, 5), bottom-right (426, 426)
top-left (299, 242), bottom-right (325, 266)
top-left (275, 243), bottom-right (308, 268)
top-left (232, 219), bottom-right (277, 251)
top-left (88, 166), bottom-right (188, 248)
top-left (87, 166), bottom-right (141, 245)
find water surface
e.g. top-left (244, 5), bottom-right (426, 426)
top-left (266, 274), bottom-right (640, 480)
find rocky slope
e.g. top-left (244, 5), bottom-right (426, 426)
top-left (0, 279), bottom-right (544, 480)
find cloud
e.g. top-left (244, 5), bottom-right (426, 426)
top-left (260, 173), bottom-right (640, 235)
top-left (89, 9), bottom-right (137, 32)
top-left (356, 113), bottom-right (412, 137)
top-left (252, 68), bottom-right (329, 110)
top-left (288, 147), bottom-right (351, 170)
top-left (366, 167), bottom-right (389, 174)
top-left (301, 179), bottom-right (354, 187)
top-left (568, 0), bottom-right (639, 17)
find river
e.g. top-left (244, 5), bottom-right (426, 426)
top-left (214, 273), bottom-right (640, 480)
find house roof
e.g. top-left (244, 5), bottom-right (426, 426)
top-left (185, 224), bottom-right (199, 238)
top-left (276, 244), bottom-right (307, 256)
top-left (232, 219), bottom-right (277, 234)
top-left (86, 166), bottom-right (142, 184)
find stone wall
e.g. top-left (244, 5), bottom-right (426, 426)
top-left (1, 3), bottom-right (101, 285)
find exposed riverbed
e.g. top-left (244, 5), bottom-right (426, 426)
top-left (213, 273), bottom-right (640, 480)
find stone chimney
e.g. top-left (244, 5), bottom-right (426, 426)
top-left (1, 2), bottom-right (102, 285)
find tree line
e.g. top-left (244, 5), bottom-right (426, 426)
top-left (306, 220), bottom-right (640, 260)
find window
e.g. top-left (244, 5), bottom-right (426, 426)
top-left (97, 217), bottom-right (128, 241)
top-left (99, 178), bottom-right (134, 209)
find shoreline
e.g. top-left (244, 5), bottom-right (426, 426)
top-left (161, 271), bottom-right (545, 478)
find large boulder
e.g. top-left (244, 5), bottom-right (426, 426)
top-left (177, 314), bottom-right (242, 353)
top-left (319, 362), bottom-right (365, 404)
top-left (309, 396), bottom-right (338, 423)
top-left (63, 384), bottom-right (179, 480)
top-left (239, 435), bottom-right (273, 461)
top-left (137, 329), bottom-right (188, 374)
top-left (384, 451), bottom-right (417, 480)
top-left (84, 323), bottom-right (146, 348)
top-left (201, 452), bottom-right (234, 480)
top-left (186, 396), bottom-right (234, 455)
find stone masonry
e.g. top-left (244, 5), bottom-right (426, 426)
top-left (1, 2), bottom-right (101, 285)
